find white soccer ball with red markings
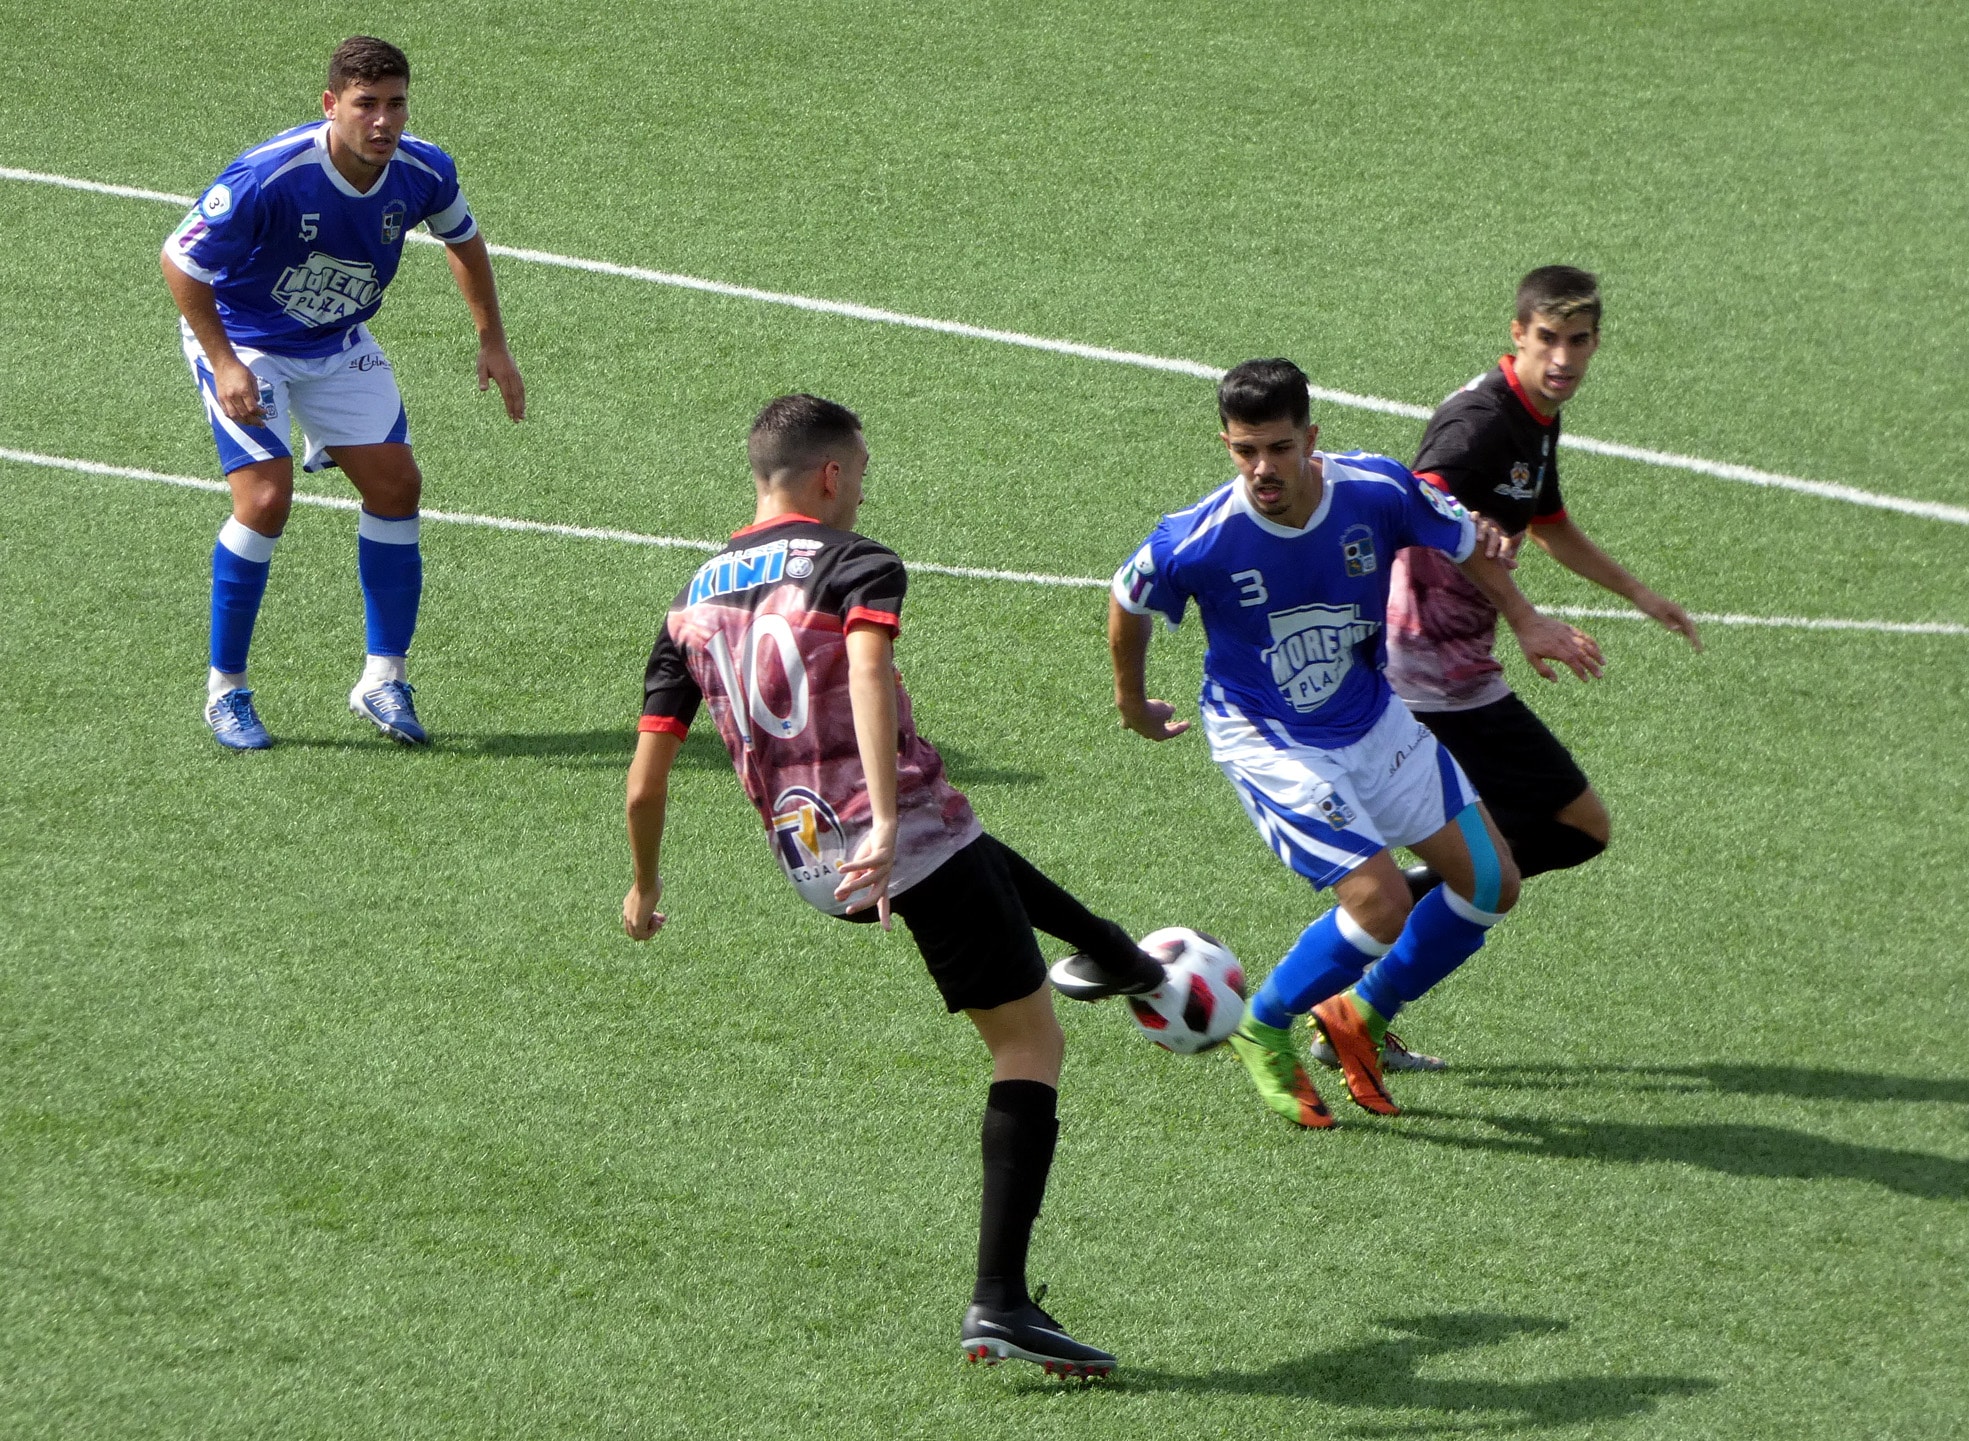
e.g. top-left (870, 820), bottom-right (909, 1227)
top-left (1126, 927), bottom-right (1246, 1054)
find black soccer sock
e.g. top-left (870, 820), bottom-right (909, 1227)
top-left (973, 1079), bottom-right (1059, 1312)
top-left (1501, 817), bottom-right (1607, 879)
top-left (992, 838), bottom-right (1146, 976)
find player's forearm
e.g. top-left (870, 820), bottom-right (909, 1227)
top-left (625, 731), bottom-right (680, 887)
top-left (845, 628), bottom-right (901, 829)
top-left (443, 235), bottom-right (508, 343)
top-left (161, 259), bottom-right (242, 367)
top-left (1454, 549), bottom-right (1541, 630)
top-left (1108, 601), bottom-right (1155, 714)
top-left (1532, 520), bottom-right (1644, 601)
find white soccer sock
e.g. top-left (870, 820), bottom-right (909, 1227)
top-left (359, 653), bottom-right (407, 687)
top-left (207, 667), bottom-right (248, 702)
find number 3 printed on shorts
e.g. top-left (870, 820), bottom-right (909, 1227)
top-left (707, 616), bottom-right (810, 747)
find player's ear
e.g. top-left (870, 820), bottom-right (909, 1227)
top-left (1509, 317), bottom-right (1529, 351)
top-left (322, 89), bottom-right (337, 118)
top-left (817, 458), bottom-right (841, 500)
top-left (1305, 424), bottom-right (1319, 453)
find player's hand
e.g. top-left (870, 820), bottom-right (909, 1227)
top-left (622, 879), bottom-right (666, 940)
top-left (1118, 698), bottom-right (1191, 742)
top-left (1512, 613), bottom-right (1604, 683)
top-left (478, 340), bottom-right (526, 422)
top-left (1475, 516), bottom-right (1522, 567)
top-left (835, 822), bottom-right (896, 931)
top-left (214, 356), bottom-right (267, 426)
top-left (1636, 590), bottom-right (1704, 652)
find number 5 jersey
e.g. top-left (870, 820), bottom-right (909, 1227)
top-left (639, 514), bottom-right (982, 915)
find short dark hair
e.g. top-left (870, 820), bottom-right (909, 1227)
top-left (1515, 265), bottom-right (1601, 327)
top-left (329, 36), bottom-right (410, 94)
top-left (748, 394), bottom-right (863, 480)
top-left (1217, 358), bottom-right (1311, 430)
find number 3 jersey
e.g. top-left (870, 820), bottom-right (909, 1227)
top-left (640, 515), bottom-right (982, 916)
top-left (1112, 452), bottom-right (1477, 752)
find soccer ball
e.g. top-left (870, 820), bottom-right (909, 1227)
top-left (1126, 927), bottom-right (1246, 1054)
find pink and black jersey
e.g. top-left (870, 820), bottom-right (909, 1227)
top-left (640, 515), bottom-right (981, 915)
top-left (1387, 357), bottom-right (1569, 712)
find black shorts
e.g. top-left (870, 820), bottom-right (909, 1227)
top-left (839, 833), bottom-right (1048, 1014)
top-left (1415, 693), bottom-right (1590, 831)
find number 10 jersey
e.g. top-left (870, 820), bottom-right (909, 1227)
top-left (640, 514), bottom-right (981, 915)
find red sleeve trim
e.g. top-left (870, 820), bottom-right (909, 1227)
top-left (638, 714), bottom-right (690, 737)
top-left (1528, 508), bottom-right (1569, 526)
top-left (845, 606), bottom-right (901, 636)
top-left (1415, 470), bottom-right (1451, 492)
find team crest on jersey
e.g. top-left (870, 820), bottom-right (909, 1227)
top-left (770, 786), bottom-right (847, 883)
top-left (271, 252), bottom-right (383, 327)
top-left (381, 200), bottom-right (406, 245)
top-left (688, 539), bottom-right (789, 606)
top-left (1261, 603), bottom-right (1379, 713)
top-left (1496, 461), bottom-right (1537, 501)
top-left (1340, 524), bottom-right (1377, 577)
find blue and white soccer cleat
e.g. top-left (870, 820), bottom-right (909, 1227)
top-left (206, 688), bottom-right (272, 750)
top-left (349, 679), bottom-right (429, 746)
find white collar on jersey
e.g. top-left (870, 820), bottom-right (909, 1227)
top-left (310, 123), bottom-right (392, 199)
top-left (1229, 452), bottom-right (1337, 538)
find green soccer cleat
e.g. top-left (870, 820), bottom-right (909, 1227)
top-left (1227, 1017), bottom-right (1335, 1129)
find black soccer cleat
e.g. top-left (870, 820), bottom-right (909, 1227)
top-left (961, 1298), bottom-right (1116, 1378)
top-left (1048, 949), bottom-right (1166, 1002)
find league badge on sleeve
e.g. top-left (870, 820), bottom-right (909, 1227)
top-left (1417, 480), bottom-right (1471, 524)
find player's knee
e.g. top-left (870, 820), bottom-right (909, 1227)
top-left (1344, 880), bottom-right (1412, 947)
top-left (1562, 790), bottom-right (1612, 846)
top-left (1492, 852), bottom-right (1522, 913)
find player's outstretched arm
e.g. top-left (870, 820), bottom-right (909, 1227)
top-left (1454, 548), bottom-right (1605, 683)
top-left (1108, 599), bottom-right (1190, 741)
top-left (160, 257), bottom-right (265, 426)
top-left (837, 624), bottom-right (899, 930)
top-left (441, 234), bottom-right (526, 422)
top-left (1530, 517), bottom-right (1703, 651)
top-left (623, 729), bottom-right (683, 939)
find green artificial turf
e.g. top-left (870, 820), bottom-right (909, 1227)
top-left (2, 1), bottom-right (1966, 1437)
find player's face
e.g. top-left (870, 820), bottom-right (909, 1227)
top-left (818, 435), bottom-right (872, 528)
top-left (323, 77), bottom-right (410, 175)
top-left (1510, 309), bottom-right (1600, 414)
top-left (1222, 417), bottom-right (1320, 524)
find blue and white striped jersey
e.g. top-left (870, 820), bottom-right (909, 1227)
top-left (1113, 452), bottom-right (1478, 749)
top-left (163, 121), bottom-right (476, 358)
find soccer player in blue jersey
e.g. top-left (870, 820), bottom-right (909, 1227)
top-left (161, 35), bottom-right (525, 750)
top-left (1102, 359), bottom-right (1601, 1126)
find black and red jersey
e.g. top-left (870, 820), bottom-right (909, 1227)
top-left (640, 514), bottom-right (980, 915)
top-left (1387, 357), bottom-right (1570, 713)
top-left (1411, 356), bottom-right (1567, 536)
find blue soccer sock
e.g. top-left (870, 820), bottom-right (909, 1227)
top-left (1250, 907), bottom-right (1392, 1030)
top-left (357, 511), bottom-right (422, 661)
top-left (1353, 884), bottom-right (1505, 1023)
top-left (209, 516), bottom-right (280, 685)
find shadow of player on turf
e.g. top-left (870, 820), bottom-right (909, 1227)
top-left (1392, 1110), bottom-right (1968, 1202)
top-left (1107, 1311), bottom-right (1710, 1431)
top-left (1457, 1063), bottom-right (1969, 1107)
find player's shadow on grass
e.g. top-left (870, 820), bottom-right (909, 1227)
top-left (1459, 1062), bottom-right (1969, 1107)
top-left (1110, 1311), bottom-right (1710, 1432)
top-left (1393, 1110), bottom-right (1968, 1202)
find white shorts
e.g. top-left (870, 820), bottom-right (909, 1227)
top-left (1207, 693), bottom-right (1477, 890)
top-left (182, 320), bottom-right (409, 475)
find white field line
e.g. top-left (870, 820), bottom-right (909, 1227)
top-left (4, 446), bottom-right (1963, 636)
top-left (7, 165), bottom-right (1968, 529)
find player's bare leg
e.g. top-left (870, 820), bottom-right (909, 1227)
top-left (333, 443), bottom-right (429, 744)
top-left (1556, 786), bottom-right (1611, 845)
top-left (205, 456), bottom-right (295, 749)
top-left (959, 986), bottom-right (1114, 1378)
